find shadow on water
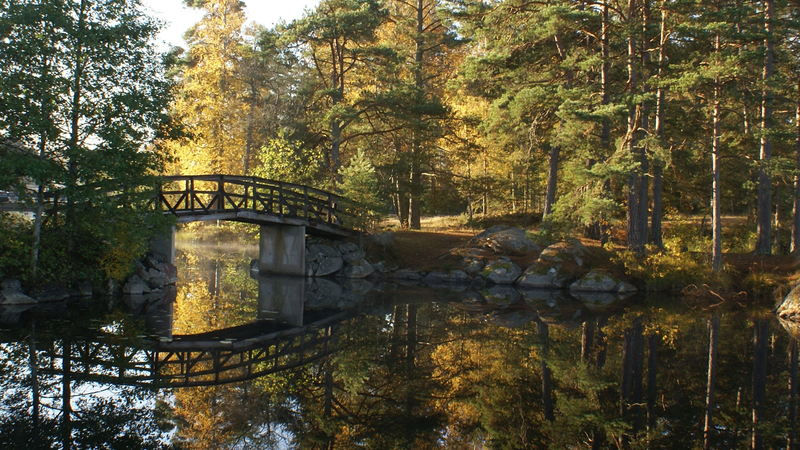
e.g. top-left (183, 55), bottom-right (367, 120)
top-left (1, 239), bottom-right (799, 449)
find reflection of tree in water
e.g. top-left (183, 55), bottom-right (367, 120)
top-left (262, 300), bottom-right (800, 449)
top-left (7, 279), bottom-right (798, 448)
top-left (0, 308), bottom-right (175, 449)
top-left (172, 243), bottom-right (258, 335)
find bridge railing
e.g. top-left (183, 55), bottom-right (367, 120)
top-left (157, 175), bottom-right (348, 227)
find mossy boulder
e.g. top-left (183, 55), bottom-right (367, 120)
top-left (473, 227), bottom-right (540, 253)
top-left (481, 258), bottom-right (522, 285)
top-left (570, 269), bottom-right (636, 293)
top-left (777, 284), bottom-right (800, 322)
top-left (538, 240), bottom-right (590, 267)
top-left (516, 262), bottom-right (573, 289)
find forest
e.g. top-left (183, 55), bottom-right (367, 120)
top-left (2, 0), bottom-right (800, 282)
top-left (161, 0), bottom-right (800, 270)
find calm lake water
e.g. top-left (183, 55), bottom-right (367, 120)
top-left (1, 238), bottom-right (798, 449)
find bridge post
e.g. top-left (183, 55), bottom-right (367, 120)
top-left (150, 225), bottom-right (176, 265)
top-left (257, 275), bottom-right (305, 327)
top-left (258, 224), bottom-right (306, 276)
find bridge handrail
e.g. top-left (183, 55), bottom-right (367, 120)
top-left (157, 174), bottom-right (351, 229)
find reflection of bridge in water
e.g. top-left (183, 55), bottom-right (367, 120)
top-left (36, 276), bottom-right (352, 388)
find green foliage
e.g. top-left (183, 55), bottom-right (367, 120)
top-left (0, 0), bottom-right (175, 284)
top-left (613, 222), bottom-right (733, 291)
top-left (339, 149), bottom-right (383, 231)
top-left (252, 132), bottom-right (325, 187)
top-left (0, 214), bottom-right (33, 281)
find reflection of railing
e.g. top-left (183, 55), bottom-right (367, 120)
top-left (157, 175), bottom-right (348, 229)
top-left (38, 312), bottom-right (347, 387)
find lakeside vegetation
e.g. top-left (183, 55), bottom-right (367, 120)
top-left (3, 0), bottom-right (800, 292)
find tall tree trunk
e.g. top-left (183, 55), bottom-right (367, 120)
top-left (61, 338), bottom-right (72, 450)
top-left (409, 0), bottom-right (426, 230)
top-left (582, 320), bottom-right (595, 362)
top-left (626, 0), bottom-right (644, 254)
top-left (704, 316), bottom-right (720, 450)
top-left (651, 0), bottom-right (667, 247)
top-left (756, 0), bottom-right (774, 254)
top-left (542, 33), bottom-right (573, 221)
top-left (538, 320), bottom-right (555, 421)
top-left (752, 320), bottom-right (768, 450)
top-left (244, 81), bottom-right (256, 175)
top-left (788, 338), bottom-right (797, 450)
top-left (66, 0), bottom-right (87, 255)
top-left (599, 0), bottom-right (612, 245)
top-left (28, 322), bottom-right (40, 444)
top-left (542, 145), bottom-right (559, 218)
top-left (637, 0), bottom-right (652, 244)
top-left (793, 97), bottom-right (800, 253)
top-left (647, 334), bottom-right (658, 432)
top-left (712, 33), bottom-right (723, 271)
top-left (596, 317), bottom-right (608, 369)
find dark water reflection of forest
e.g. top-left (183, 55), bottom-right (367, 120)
top-left (1, 240), bottom-right (799, 449)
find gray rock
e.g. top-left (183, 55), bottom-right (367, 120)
top-left (305, 278), bottom-right (344, 308)
top-left (308, 244), bottom-right (340, 261)
top-left (342, 249), bottom-right (365, 264)
top-left (516, 262), bottom-right (570, 289)
top-left (570, 270), bottom-right (634, 293)
top-left (778, 284), bottom-right (800, 321)
top-left (337, 242), bottom-right (358, 254)
top-left (0, 279), bottom-right (37, 305)
top-left (370, 261), bottom-right (396, 273)
top-left (489, 228), bottom-right (541, 252)
top-left (305, 260), bottom-right (319, 277)
top-left (538, 240), bottom-right (590, 266)
top-left (481, 285), bottom-right (521, 306)
top-left (616, 280), bottom-right (637, 294)
top-left (77, 281), bottom-right (93, 297)
top-left (571, 292), bottom-right (622, 310)
top-left (250, 259), bottom-right (259, 274)
top-left (342, 259), bottom-right (374, 279)
top-left (462, 255), bottom-right (485, 275)
top-left (342, 279), bottom-right (374, 295)
top-left (29, 285), bottom-right (71, 303)
top-left (481, 259), bottom-right (522, 285)
top-left (1, 279), bottom-right (22, 291)
top-left (316, 256), bottom-right (344, 277)
top-left (423, 270), bottom-right (472, 285)
top-left (474, 225), bottom-right (510, 240)
top-left (123, 275), bottom-right (149, 295)
top-left (124, 294), bottom-right (147, 310)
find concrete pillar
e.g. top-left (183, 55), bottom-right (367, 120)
top-left (144, 286), bottom-right (176, 341)
top-left (258, 224), bottom-right (306, 276)
top-left (150, 225), bottom-right (176, 265)
top-left (257, 275), bottom-right (305, 327)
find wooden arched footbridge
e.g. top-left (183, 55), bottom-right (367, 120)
top-left (2, 174), bottom-right (355, 276)
top-left (2, 174), bottom-right (352, 238)
top-left (155, 175), bottom-right (351, 238)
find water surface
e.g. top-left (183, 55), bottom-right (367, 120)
top-left (1, 239), bottom-right (798, 449)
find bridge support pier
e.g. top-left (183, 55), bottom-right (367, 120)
top-left (258, 224), bottom-right (306, 277)
top-left (150, 226), bottom-right (176, 265)
top-left (257, 276), bottom-right (305, 327)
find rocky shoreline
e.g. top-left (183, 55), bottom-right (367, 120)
top-left (6, 224), bottom-right (800, 324)
top-left (287, 225), bottom-right (639, 297)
